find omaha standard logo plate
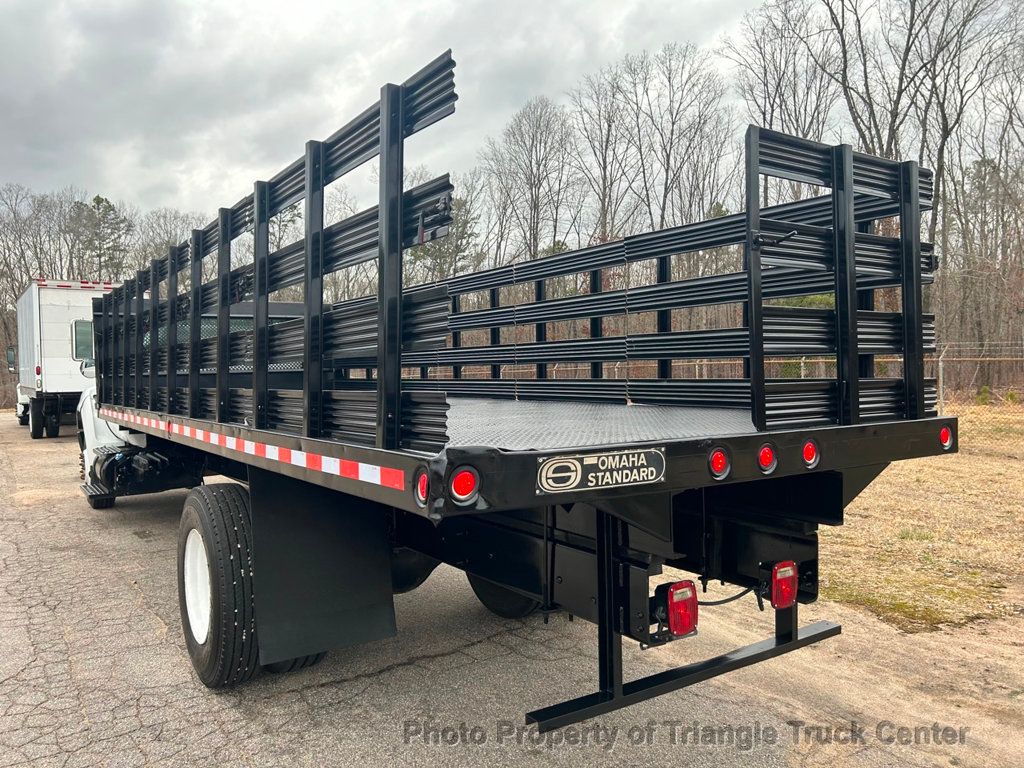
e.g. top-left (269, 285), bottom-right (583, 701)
top-left (536, 447), bottom-right (666, 495)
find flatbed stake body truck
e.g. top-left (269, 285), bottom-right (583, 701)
top-left (8, 278), bottom-right (115, 438)
top-left (76, 52), bottom-right (957, 730)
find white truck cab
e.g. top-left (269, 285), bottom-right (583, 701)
top-left (7, 279), bottom-right (116, 438)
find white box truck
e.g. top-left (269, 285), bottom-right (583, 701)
top-left (6, 279), bottom-right (115, 438)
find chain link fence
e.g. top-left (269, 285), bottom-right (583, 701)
top-left (756, 347), bottom-right (1023, 460)
top-left (933, 344), bottom-right (1023, 461)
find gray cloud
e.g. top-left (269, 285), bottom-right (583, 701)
top-left (0, 0), bottom-right (757, 215)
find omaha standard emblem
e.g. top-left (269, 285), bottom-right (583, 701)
top-left (537, 448), bottom-right (666, 494)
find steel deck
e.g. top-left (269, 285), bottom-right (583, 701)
top-left (443, 397), bottom-right (755, 450)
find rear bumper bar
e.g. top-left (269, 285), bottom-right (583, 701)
top-left (525, 507), bottom-right (843, 732)
top-left (527, 617), bottom-right (842, 732)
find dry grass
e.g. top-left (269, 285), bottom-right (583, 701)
top-left (820, 403), bottom-right (1024, 631)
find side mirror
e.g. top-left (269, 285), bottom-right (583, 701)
top-left (5, 346), bottom-right (14, 375)
top-left (80, 359), bottom-right (96, 379)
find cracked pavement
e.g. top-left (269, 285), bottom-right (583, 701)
top-left (1, 418), bottom-right (1021, 767)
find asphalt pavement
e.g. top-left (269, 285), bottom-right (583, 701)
top-left (0, 417), bottom-right (1018, 767)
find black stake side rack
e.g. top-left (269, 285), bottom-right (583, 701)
top-left (92, 52), bottom-right (944, 519)
top-left (404, 128), bottom-right (937, 431)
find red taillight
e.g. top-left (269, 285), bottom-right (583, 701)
top-left (414, 472), bottom-right (428, 505)
top-left (758, 444), bottom-right (777, 473)
top-left (802, 440), bottom-right (819, 468)
top-left (35, 365), bottom-right (41, 376)
top-left (665, 580), bottom-right (698, 636)
top-left (709, 448), bottom-right (729, 479)
top-left (450, 467), bottom-right (479, 504)
top-left (939, 426), bottom-right (953, 450)
top-left (771, 560), bottom-right (798, 609)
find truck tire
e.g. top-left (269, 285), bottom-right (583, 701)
top-left (44, 414), bottom-right (60, 438)
top-left (467, 573), bottom-right (541, 619)
top-left (17, 407), bottom-right (28, 426)
top-left (177, 484), bottom-right (259, 688)
top-left (391, 548), bottom-right (440, 594)
top-left (28, 399), bottom-right (43, 439)
top-left (263, 653), bottom-right (326, 674)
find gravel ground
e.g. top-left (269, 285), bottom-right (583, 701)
top-left (1, 417), bottom-right (1021, 767)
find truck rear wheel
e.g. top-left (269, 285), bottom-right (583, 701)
top-left (44, 413), bottom-right (60, 438)
top-left (177, 484), bottom-right (259, 688)
top-left (467, 573), bottom-right (540, 619)
top-left (17, 406), bottom-right (28, 426)
top-left (263, 653), bottom-right (326, 674)
top-left (28, 399), bottom-right (43, 439)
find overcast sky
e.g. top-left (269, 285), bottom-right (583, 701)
top-left (0, 0), bottom-right (757, 215)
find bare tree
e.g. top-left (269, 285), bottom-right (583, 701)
top-left (617, 43), bottom-right (732, 230)
top-left (725, 0), bottom-right (840, 205)
top-left (569, 65), bottom-right (640, 243)
top-left (132, 206), bottom-right (207, 273)
top-left (480, 96), bottom-right (583, 262)
top-left (728, 0), bottom-right (840, 141)
top-left (916, 0), bottom-right (1020, 241)
top-left (796, 0), bottom-right (945, 158)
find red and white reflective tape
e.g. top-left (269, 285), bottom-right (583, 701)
top-left (98, 406), bottom-right (405, 491)
top-left (35, 278), bottom-right (115, 291)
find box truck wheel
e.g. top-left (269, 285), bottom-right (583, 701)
top-left (44, 411), bottom-right (60, 438)
top-left (28, 399), bottom-right (43, 439)
top-left (177, 484), bottom-right (259, 688)
top-left (467, 573), bottom-right (540, 619)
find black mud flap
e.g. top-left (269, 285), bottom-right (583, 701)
top-left (248, 467), bottom-right (396, 665)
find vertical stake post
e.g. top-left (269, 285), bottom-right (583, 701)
top-left (216, 209), bottom-right (231, 424)
top-left (102, 293), bottom-right (114, 404)
top-left (119, 286), bottom-right (129, 405)
top-left (148, 260), bottom-right (159, 410)
top-left (900, 161), bottom-right (925, 419)
top-left (744, 126), bottom-right (767, 431)
top-left (166, 247), bottom-right (178, 414)
top-left (253, 181), bottom-right (271, 430)
top-left (133, 271), bottom-right (144, 408)
top-left (304, 142), bottom-right (325, 438)
top-left (832, 144), bottom-right (860, 425)
top-left (188, 230), bottom-right (202, 418)
top-left (376, 83), bottom-right (405, 450)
